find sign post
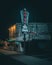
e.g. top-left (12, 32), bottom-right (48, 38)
top-left (20, 8), bottom-right (29, 53)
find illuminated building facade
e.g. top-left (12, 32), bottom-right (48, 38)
top-left (8, 8), bottom-right (51, 53)
top-left (8, 23), bottom-right (51, 41)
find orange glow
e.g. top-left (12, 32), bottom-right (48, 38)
top-left (8, 24), bottom-right (16, 38)
top-left (13, 25), bottom-right (16, 32)
top-left (11, 27), bottom-right (13, 32)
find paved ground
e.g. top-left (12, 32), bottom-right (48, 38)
top-left (10, 54), bottom-right (52, 65)
top-left (0, 48), bottom-right (20, 55)
top-left (0, 48), bottom-right (52, 65)
top-left (0, 53), bottom-right (26, 65)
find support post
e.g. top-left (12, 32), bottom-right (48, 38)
top-left (23, 33), bottom-right (26, 54)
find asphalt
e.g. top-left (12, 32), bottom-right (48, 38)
top-left (0, 48), bottom-right (52, 65)
top-left (0, 53), bottom-right (26, 65)
top-left (10, 54), bottom-right (52, 65)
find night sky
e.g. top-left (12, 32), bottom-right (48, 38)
top-left (0, 0), bottom-right (52, 40)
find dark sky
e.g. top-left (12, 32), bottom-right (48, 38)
top-left (0, 0), bottom-right (52, 39)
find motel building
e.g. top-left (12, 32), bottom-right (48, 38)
top-left (8, 8), bottom-right (51, 54)
top-left (8, 22), bottom-right (51, 54)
